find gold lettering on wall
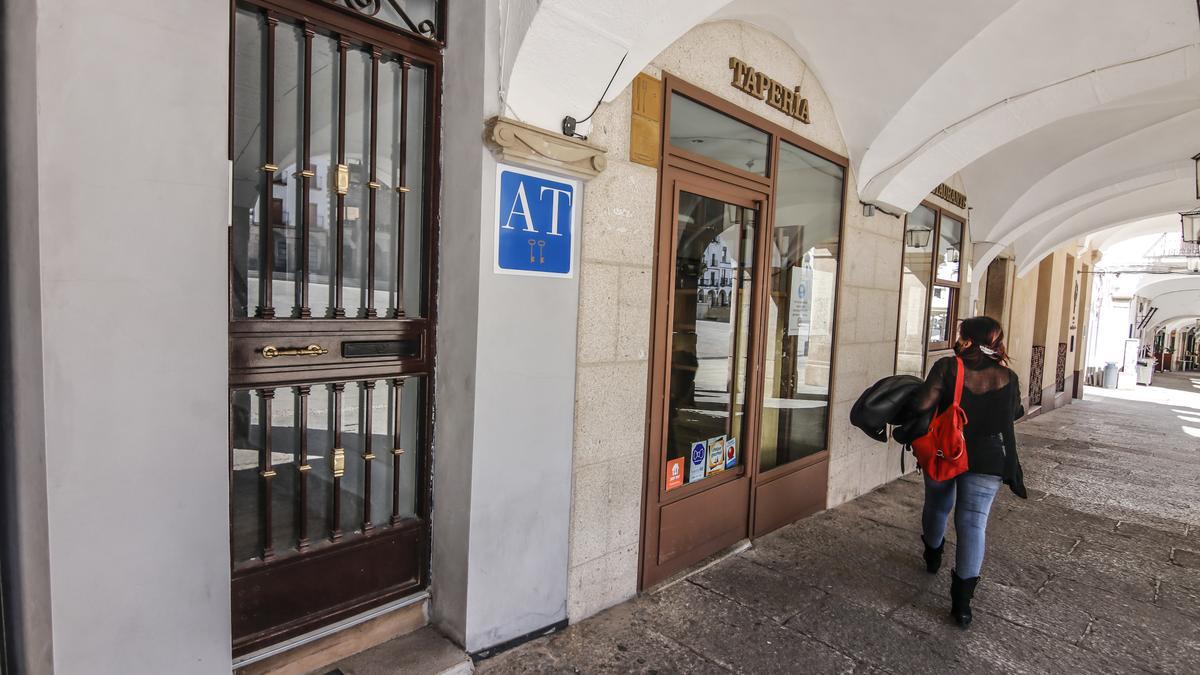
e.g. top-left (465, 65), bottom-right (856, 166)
top-left (932, 182), bottom-right (967, 209)
top-left (728, 57), bottom-right (810, 124)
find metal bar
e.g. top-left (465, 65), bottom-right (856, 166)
top-left (361, 380), bottom-right (376, 533)
top-left (330, 382), bottom-right (344, 541)
top-left (334, 37), bottom-right (348, 318)
top-left (390, 378), bottom-right (405, 526)
top-left (259, 388), bottom-right (277, 561)
top-left (366, 48), bottom-right (381, 318)
top-left (258, 12), bottom-right (278, 319)
top-left (394, 57), bottom-right (410, 318)
top-left (296, 385), bottom-right (311, 551)
top-left (298, 24), bottom-right (314, 318)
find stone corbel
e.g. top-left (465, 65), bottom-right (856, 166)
top-left (486, 116), bottom-right (607, 180)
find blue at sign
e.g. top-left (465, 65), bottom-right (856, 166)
top-left (495, 165), bottom-right (577, 277)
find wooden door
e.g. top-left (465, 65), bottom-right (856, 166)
top-left (227, 0), bottom-right (441, 656)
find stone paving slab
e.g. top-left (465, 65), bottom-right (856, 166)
top-left (480, 377), bottom-right (1200, 674)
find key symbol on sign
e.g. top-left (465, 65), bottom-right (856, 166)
top-left (527, 238), bottom-right (537, 263)
top-left (537, 240), bottom-right (546, 264)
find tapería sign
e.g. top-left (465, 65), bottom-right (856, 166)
top-left (728, 57), bottom-right (811, 124)
top-left (495, 164), bottom-right (579, 277)
top-left (933, 182), bottom-right (967, 209)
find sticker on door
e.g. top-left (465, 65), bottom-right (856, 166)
top-left (666, 457), bottom-right (685, 491)
top-left (688, 441), bottom-right (707, 483)
top-left (706, 435), bottom-right (727, 475)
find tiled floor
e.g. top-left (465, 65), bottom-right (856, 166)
top-left (478, 375), bottom-right (1200, 674)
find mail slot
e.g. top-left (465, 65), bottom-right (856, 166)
top-left (341, 339), bottom-right (419, 359)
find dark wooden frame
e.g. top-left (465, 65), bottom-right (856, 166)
top-left (639, 74), bottom-right (848, 589)
top-left (227, 0), bottom-right (442, 657)
top-left (893, 201), bottom-right (966, 371)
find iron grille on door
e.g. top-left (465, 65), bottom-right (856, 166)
top-left (228, 0), bottom-right (440, 656)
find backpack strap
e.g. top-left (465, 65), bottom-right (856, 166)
top-left (952, 356), bottom-right (965, 406)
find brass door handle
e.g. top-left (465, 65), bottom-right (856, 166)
top-left (261, 344), bottom-right (329, 359)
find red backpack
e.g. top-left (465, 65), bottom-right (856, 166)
top-left (911, 356), bottom-right (969, 481)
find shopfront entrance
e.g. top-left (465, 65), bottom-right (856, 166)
top-left (640, 76), bottom-right (846, 588)
top-left (227, 0), bottom-right (441, 656)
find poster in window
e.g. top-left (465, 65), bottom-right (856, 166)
top-left (787, 260), bottom-right (813, 356)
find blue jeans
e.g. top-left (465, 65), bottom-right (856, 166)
top-left (923, 472), bottom-right (1002, 578)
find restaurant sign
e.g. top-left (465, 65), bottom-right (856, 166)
top-left (728, 57), bottom-right (810, 124)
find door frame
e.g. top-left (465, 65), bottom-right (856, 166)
top-left (638, 74), bottom-right (849, 589)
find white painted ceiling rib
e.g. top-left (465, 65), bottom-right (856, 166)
top-left (505, 0), bottom-right (1200, 276)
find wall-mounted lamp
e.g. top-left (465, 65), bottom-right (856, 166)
top-left (1193, 153), bottom-right (1200, 199)
top-left (905, 226), bottom-right (932, 249)
top-left (1181, 208), bottom-right (1200, 244)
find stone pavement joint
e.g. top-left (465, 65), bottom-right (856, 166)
top-left (478, 373), bottom-right (1200, 674)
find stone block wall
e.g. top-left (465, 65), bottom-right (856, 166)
top-left (565, 82), bottom-right (656, 621)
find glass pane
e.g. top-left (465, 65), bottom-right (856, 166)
top-left (343, 48), bottom-right (372, 317)
top-left (929, 286), bottom-right (953, 345)
top-left (310, 34), bottom-right (340, 318)
top-left (759, 142), bottom-right (844, 472)
top-left (375, 58), bottom-right (402, 315)
top-left (392, 378), bottom-right (422, 521)
top-left (669, 93), bottom-right (770, 176)
top-left (665, 192), bottom-right (756, 490)
top-left (306, 385), bottom-right (335, 546)
top-left (272, 23), bottom-right (305, 317)
top-left (340, 381), bottom-right (365, 534)
top-left (231, 389), bottom-right (262, 564)
top-left (896, 205), bottom-right (937, 375)
top-left (231, 7), bottom-right (266, 319)
top-left (269, 390), bottom-right (299, 554)
top-left (403, 65), bottom-right (428, 316)
top-left (937, 215), bottom-right (963, 283)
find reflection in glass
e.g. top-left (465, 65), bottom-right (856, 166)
top-left (896, 205), bottom-right (937, 375)
top-left (665, 192), bottom-right (756, 488)
top-left (310, 34), bottom-right (340, 318)
top-left (343, 48), bottom-right (372, 317)
top-left (403, 65), bottom-right (428, 316)
top-left (273, 24), bottom-right (305, 317)
top-left (231, 389), bottom-right (263, 564)
top-left (669, 93), bottom-right (770, 177)
top-left (929, 285), bottom-right (952, 345)
top-left (375, 58), bottom-right (403, 314)
top-left (937, 215), bottom-right (963, 283)
top-left (759, 142), bottom-right (844, 472)
top-left (231, 7), bottom-right (265, 319)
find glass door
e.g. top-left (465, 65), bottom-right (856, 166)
top-left (641, 76), bottom-right (848, 589)
top-left (664, 191), bottom-right (757, 494)
top-left (228, 0), bottom-right (438, 656)
top-left (641, 172), bottom-right (767, 587)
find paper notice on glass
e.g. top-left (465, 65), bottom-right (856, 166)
top-left (787, 264), bottom-right (812, 338)
top-left (706, 435), bottom-right (727, 475)
top-left (724, 437), bottom-right (738, 469)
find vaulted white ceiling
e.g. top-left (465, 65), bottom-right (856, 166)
top-left (504, 0), bottom-right (1200, 277)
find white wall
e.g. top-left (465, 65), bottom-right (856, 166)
top-left (434, 0), bottom-right (578, 654)
top-left (3, 0), bottom-right (232, 672)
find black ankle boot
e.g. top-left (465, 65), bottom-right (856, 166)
top-left (950, 570), bottom-right (980, 628)
top-left (922, 535), bottom-right (944, 574)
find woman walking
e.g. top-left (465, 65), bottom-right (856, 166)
top-left (909, 316), bottom-right (1026, 628)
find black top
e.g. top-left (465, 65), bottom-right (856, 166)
top-left (912, 354), bottom-right (1025, 489)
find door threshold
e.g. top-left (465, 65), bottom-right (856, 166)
top-left (233, 591), bottom-right (430, 672)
